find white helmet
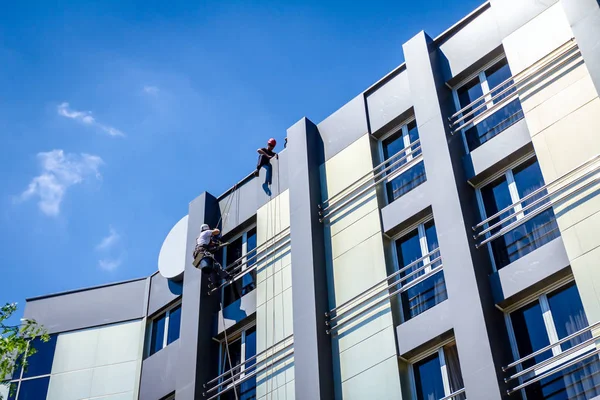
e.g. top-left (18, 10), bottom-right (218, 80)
top-left (201, 224), bottom-right (210, 232)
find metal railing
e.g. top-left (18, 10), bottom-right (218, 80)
top-left (503, 321), bottom-right (600, 395)
top-left (203, 336), bottom-right (294, 399)
top-left (472, 154), bottom-right (600, 249)
top-left (439, 388), bottom-right (466, 400)
top-left (325, 248), bottom-right (443, 334)
top-left (209, 232), bottom-right (291, 294)
top-left (449, 38), bottom-right (579, 137)
top-left (319, 140), bottom-right (423, 222)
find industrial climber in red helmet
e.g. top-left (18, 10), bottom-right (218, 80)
top-left (256, 138), bottom-right (278, 195)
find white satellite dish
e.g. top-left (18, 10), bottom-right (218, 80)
top-left (158, 215), bottom-right (188, 281)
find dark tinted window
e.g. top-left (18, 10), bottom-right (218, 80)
top-left (414, 353), bottom-right (444, 400)
top-left (167, 305), bottom-right (181, 345)
top-left (149, 313), bottom-right (166, 356)
top-left (510, 300), bottom-right (551, 369)
top-left (547, 283), bottom-right (590, 351)
top-left (226, 236), bottom-right (243, 269)
top-left (16, 377), bottom-right (50, 400)
top-left (240, 327), bottom-right (257, 400)
top-left (21, 335), bottom-right (57, 378)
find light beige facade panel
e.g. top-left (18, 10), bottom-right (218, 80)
top-left (340, 355), bottom-right (404, 400)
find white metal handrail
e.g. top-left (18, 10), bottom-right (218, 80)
top-left (224, 227), bottom-right (290, 271)
top-left (225, 233), bottom-right (291, 273)
top-left (204, 348), bottom-right (294, 400)
top-left (205, 341), bottom-right (294, 394)
top-left (439, 388), bottom-right (466, 400)
top-left (473, 154), bottom-right (600, 248)
top-left (209, 238), bottom-right (291, 294)
top-left (504, 320), bottom-right (600, 395)
top-left (320, 152), bottom-right (424, 222)
top-left (205, 334), bottom-right (293, 386)
top-left (450, 38), bottom-right (577, 129)
top-left (327, 248), bottom-right (440, 317)
top-left (320, 138), bottom-right (421, 210)
top-left (326, 264), bottom-right (444, 335)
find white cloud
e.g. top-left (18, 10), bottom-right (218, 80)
top-left (143, 85), bottom-right (159, 95)
top-left (19, 150), bottom-right (103, 216)
top-left (98, 258), bottom-right (121, 271)
top-left (57, 102), bottom-right (125, 137)
top-left (96, 226), bottom-right (120, 250)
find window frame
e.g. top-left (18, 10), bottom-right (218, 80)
top-left (377, 116), bottom-right (423, 206)
top-left (474, 152), bottom-right (541, 272)
top-left (146, 300), bottom-right (182, 357)
top-left (390, 215), bottom-right (445, 323)
top-left (504, 277), bottom-right (595, 399)
top-left (220, 224), bottom-right (258, 304)
top-left (452, 54), bottom-right (513, 154)
top-left (408, 339), bottom-right (463, 400)
top-left (216, 321), bottom-right (257, 396)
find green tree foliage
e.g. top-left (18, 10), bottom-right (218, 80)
top-left (0, 303), bottom-right (49, 400)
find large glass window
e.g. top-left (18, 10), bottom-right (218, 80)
top-left (454, 57), bottom-right (524, 152)
top-left (412, 343), bottom-right (466, 400)
top-left (507, 281), bottom-right (600, 399)
top-left (147, 302), bottom-right (182, 357)
top-left (380, 119), bottom-right (426, 203)
top-left (12, 377), bottom-right (50, 400)
top-left (394, 219), bottom-right (447, 322)
top-left (218, 325), bottom-right (257, 400)
top-left (222, 227), bottom-right (258, 307)
top-left (478, 157), bottom-right (560, 270)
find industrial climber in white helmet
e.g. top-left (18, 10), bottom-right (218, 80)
top-left (193, 224), bottom-right (231, 289)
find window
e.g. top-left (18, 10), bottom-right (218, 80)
top-left (11, 377), bottom-right (50, 400)
top-left (379, 119), bottom-right (426, 203)
top-left (393, 219), bottom-right (447, 322)
top-left (10, 334), bottom-right (57, 381)
top-left (222, 227), bottom-right (257, 307)
top-left (506, 281), bottom-right (600, 399)
top-left (218, 325), bottom-right (257, 400)
top-left (453, 57), bottom-right (524, 152)
top-left (477, 157), bottom-right (560, 270)
top-left (411, 342), bottom-right (466, 400)
top-left (147, 302), bottom-right (182, 357)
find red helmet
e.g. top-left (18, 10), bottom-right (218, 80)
top-left (267, 138), bottom-right (277, 147)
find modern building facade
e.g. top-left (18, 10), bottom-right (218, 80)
top-left (5, 0), bottom-right (600, 399)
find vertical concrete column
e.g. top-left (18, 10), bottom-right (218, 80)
top-left (403, 32), bottom-right (504, 399)
top-left (287, 118), bottom-right (334, 400)
top-left (176, 192), bottom-right (221, 400)
top-left (561, 0), bottom-right (600, 93)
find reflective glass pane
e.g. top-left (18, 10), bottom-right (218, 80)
top-left (402, 271), bottom-right (447, 321)
top-left (424, 220), bottom-right (441, 269)
top-left (386, 161), bottom-right (426, 202)
top-left (382, 129), bottom-right (405, 161)
top-left (457, 76), bottom-right (484, 118)
top-left (243, 228), bottom-right (257, 295)
top-left (548, 283), bottom-right (590, 351)
top-left (240, 327), bottom-right (257, 400)
top-left (414, 353), bottom-right (444, 400)
top-left (149, 313), bottom-right (166, 356)
top-left (510, 300), bottom-right (552, 369)
top-left (464, 98), bottom-right (523, 151)
top-left (15, 377), bottom-right (49, 400)
top-left (481, 175), bottom-right (513, 269)
top-left (226, 236), bottom-right (244, 269)
top-left (167, 305), bottom-right (181, 345)
top-left (21, 334), bottom-right (57, 378)
top-left (444, 344), bottom-right (466, 400)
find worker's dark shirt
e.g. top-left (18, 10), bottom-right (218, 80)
top-left (257, 147), bottom-right (275, 169)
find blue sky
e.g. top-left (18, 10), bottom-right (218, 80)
top-left (0, 0), bottom-right (483, 321)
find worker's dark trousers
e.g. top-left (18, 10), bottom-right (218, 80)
top-left (262, 163), bottom-right (272, 185)
top-left (200, 257), bottom-right (230, 286)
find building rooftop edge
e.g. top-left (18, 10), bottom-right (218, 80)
top-left (26, 276), bottom-right (149, 302)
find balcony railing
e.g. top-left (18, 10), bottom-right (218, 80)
top-left (472, 154), bottom-right (600, 249)
top-left (439, 388), bottom-right (466, 400)
top-left (448, 38), bottom-right (580, 151)
top-left (318, 138), bottom-right (424, 222)
top-left (209, 227), bottom-right (291, 295)
top-left (325, 248), bottom-right (442, 334)
top-left (503, 321), bottom-right (600, 396)
top-left (203, 335), bottom-right (294, 400)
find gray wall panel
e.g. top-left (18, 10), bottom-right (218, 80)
top-left (366, 71), bottom-right (413, 134)
top-left (177, 192), bottom-right (221, 400)
top-left (464, 118), bottom-right (531, 181)
top-left (317, 94), bottom-right (369, 162)
top-left (490, 0), bottom-right (559, 38)
top-left (438, 7), bottom-right (503, 80)
top-left (491, 238), bottom-right (570, 305)
top-left (24, 279), bottom-right (147, 334)
top-left (147, 272), bottom-right (183, 317)
top-left (396, 300), bottom-right (453, 356)
top-left (139, 340), bottom-right (180, 400)
top-left (561, 0), bottom-right (600, 94)
top-left (287, 117), bottom-right (334, 400)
